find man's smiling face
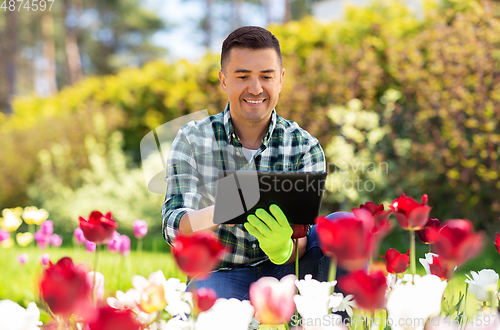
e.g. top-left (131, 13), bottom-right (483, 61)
top-left (219, 47), bottom-right (285, 126)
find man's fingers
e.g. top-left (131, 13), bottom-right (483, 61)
top-left (244, 220), bottom-right (264, 238)
top-left (246, 214), bottom-right (272, 238)
top-left (254, 208), bottom-right (281, 232)
top-left (269, 204), bottom-right (289, 228)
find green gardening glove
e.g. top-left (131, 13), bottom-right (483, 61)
top-left (244, 204), bottom-right (294, 265)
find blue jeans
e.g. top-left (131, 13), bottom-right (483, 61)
top-left (187, 222), bottom-right (348, 301)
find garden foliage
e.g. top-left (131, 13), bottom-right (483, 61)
top-left (0, 0), bottom-right (499, 234)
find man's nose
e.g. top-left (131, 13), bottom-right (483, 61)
top-left (247, 77), bottom-right (263, 95)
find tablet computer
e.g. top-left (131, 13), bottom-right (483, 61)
top-left (213, 171), bottom-right (327, 225)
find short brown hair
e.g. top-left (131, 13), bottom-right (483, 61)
top-left (221, 26), bottom-right (282, 70)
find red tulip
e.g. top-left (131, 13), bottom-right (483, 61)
top-left (416, 218), bottom-right (441, 244)
top-left (291, 224), bottom-right (309, 239)
top-left (428, 255), bottom-right (454, 280)
top-left (390, 194), bottom-right (432, 230)
top-left (195, 287), bottom-right (218, 313)
top-left (39, 257), bottom-right (93, 317)
top-left (172, 232), bottom-right (229, 278)
top-left (380, 248), bottom-right (410, 274)
top-left (87, 305), bottom-right (144, 330)
top-left (358, 202), bottom-right (392, 224)
top-left (428, 219), bottom-right (484, 267)
top-left (316, 212), bottom-right (376, 271)
top-left (495, 233), bottom-right (500, 254)
top-left (79, 211), bottom-right (118, 245)
top-left (338, 270), bottom-right (387, 311)
top-left (352, 205), bottom-right (393, 242)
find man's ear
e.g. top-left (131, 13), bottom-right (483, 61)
top-left (279, 68), bottom-right (285, 92)
top-left (219, 70), bottom-right (227, 93)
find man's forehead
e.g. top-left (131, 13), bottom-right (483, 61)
top-left (225, 47), bottom-right (281, 68)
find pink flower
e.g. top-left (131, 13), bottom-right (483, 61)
top-left (40, 220), bottom-right (54, 236)
top-left (74, 227), bottom-right (86, 245)
top-left (107, 232), bottom-right (122, 253)
top-left (249, 274), bottom-right (296, 325)
top-left (119, 235), bottom-right (131, 256)
top-left (133, 219), bottom-right (148, 239)
top-left (0, 229), bottom-right (9, 242)
top-left (87, 271), bottom-right (105, 303)
top-left (85, 240), bottom-right (96, 252)
top-left (50, 234), bottom-right (63, 247)
top-left (34, 230), bottom-right (50, 249)
top-left (18, 253), bottom-right (28, 265)
top-left (40, 253), bottom-right (50, 266)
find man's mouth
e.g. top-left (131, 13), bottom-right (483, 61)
top-left (244, 99), bottom-right (265, 105)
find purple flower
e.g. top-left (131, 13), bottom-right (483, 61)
top-left (40, 220), bottom-right (54, 236)
top-left (50, 234), bottom-right (63, 247)
top-left (34, 230), bottom-right (50, 249)
top-left (107, 232), bottom-right (121, 253)
top-left (74, 227), bottom-right (86, 245)
top-left (0, 229), bottom-right (10, 242)
top-left (85, 240), bottom-right (96, 252)
top-left (132, 219), bottom-right (148, 239)
top-left (40, 253), bottom-right (50, 266)
top-left (18, 253), bottom-right (28, 265)
top-left (119, 235), bottom-right (131, 256)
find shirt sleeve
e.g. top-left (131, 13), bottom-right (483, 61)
top-left (161, 129), bottom-right (203, 245)
top-left (296, 137), bottom-right (326, 172)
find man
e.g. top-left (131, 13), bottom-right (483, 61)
top-left (162, 26), bottom-right (338, 300)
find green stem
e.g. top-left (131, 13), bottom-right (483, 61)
top-left (137, 239), bottom-right (143, 254)
top-left (329, 257), bottom-right (337, 288)
top-left (93, 245), bottom-right (100, 305)
top-left (410, 230), bottom-right (416, 279)
top-left (156, 310), bottom-right (162, 328)
top-left (462, 283), bottom-right (468, 326)
top-left (429, 244), bottom-right (432, 254)
top-left (294, 238), bottom-right (299, 322)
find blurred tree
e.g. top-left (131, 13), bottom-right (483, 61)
top-left (0, 0), bottom-right (168, 112)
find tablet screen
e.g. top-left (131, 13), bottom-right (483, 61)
top-left (213, 171), bottom-right (327, 225)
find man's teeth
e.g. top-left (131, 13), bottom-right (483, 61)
top-left (246, 100), bottom-right (264, 104)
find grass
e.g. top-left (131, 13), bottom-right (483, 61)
top-left (0, 244), bottom-right (184, 308)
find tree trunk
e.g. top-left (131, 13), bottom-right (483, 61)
top-left (4, 10), bottom-right (19, 114)
top-left (204, 0), bottom-right (214, 49)
top-left (41, 10), bottom-right (58, 94)
top-left (63, 0), bottom-right (83, 85)
top-left (284, 0), bottom-right (292, 22)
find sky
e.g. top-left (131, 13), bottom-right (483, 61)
top-left (143, 0), bottom-right (286, 62)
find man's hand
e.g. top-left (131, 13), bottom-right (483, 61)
top-left (244, 204), bottom-right (293, 265)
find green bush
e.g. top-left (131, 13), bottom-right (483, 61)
top-left (27, 114), bottom-right (164, 235)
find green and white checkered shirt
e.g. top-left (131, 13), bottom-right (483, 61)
top-left (162, 103), bottom-right (325, 269)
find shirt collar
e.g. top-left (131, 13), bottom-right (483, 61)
top-left (222, 102), bottom-right (276, 146)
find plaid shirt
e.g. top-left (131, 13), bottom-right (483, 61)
top-left (162, 103), bottom-right (325, 269)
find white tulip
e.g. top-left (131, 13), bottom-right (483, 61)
top-left (0, 300), bottom-right (42, 330)
top-left (295, 274), bottom-right (336, 298)
top-left (419, 253), bottom-right (438, 275)
top-left (330, 293), bottom-right (356, 318)
top-left (387, 275), bottom-right (447, 330)
top-left (195, 298), bottom-right (254, 330)
top-left (465, 269), bottom-right (499, 302)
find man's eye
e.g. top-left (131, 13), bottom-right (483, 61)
top-left (263, 76), bottom-right (272, 80)
top-left (237, 76), bottom-right (247, 80)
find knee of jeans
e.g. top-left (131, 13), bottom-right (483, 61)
top-left (324, 211), bottom-right (355, 222)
